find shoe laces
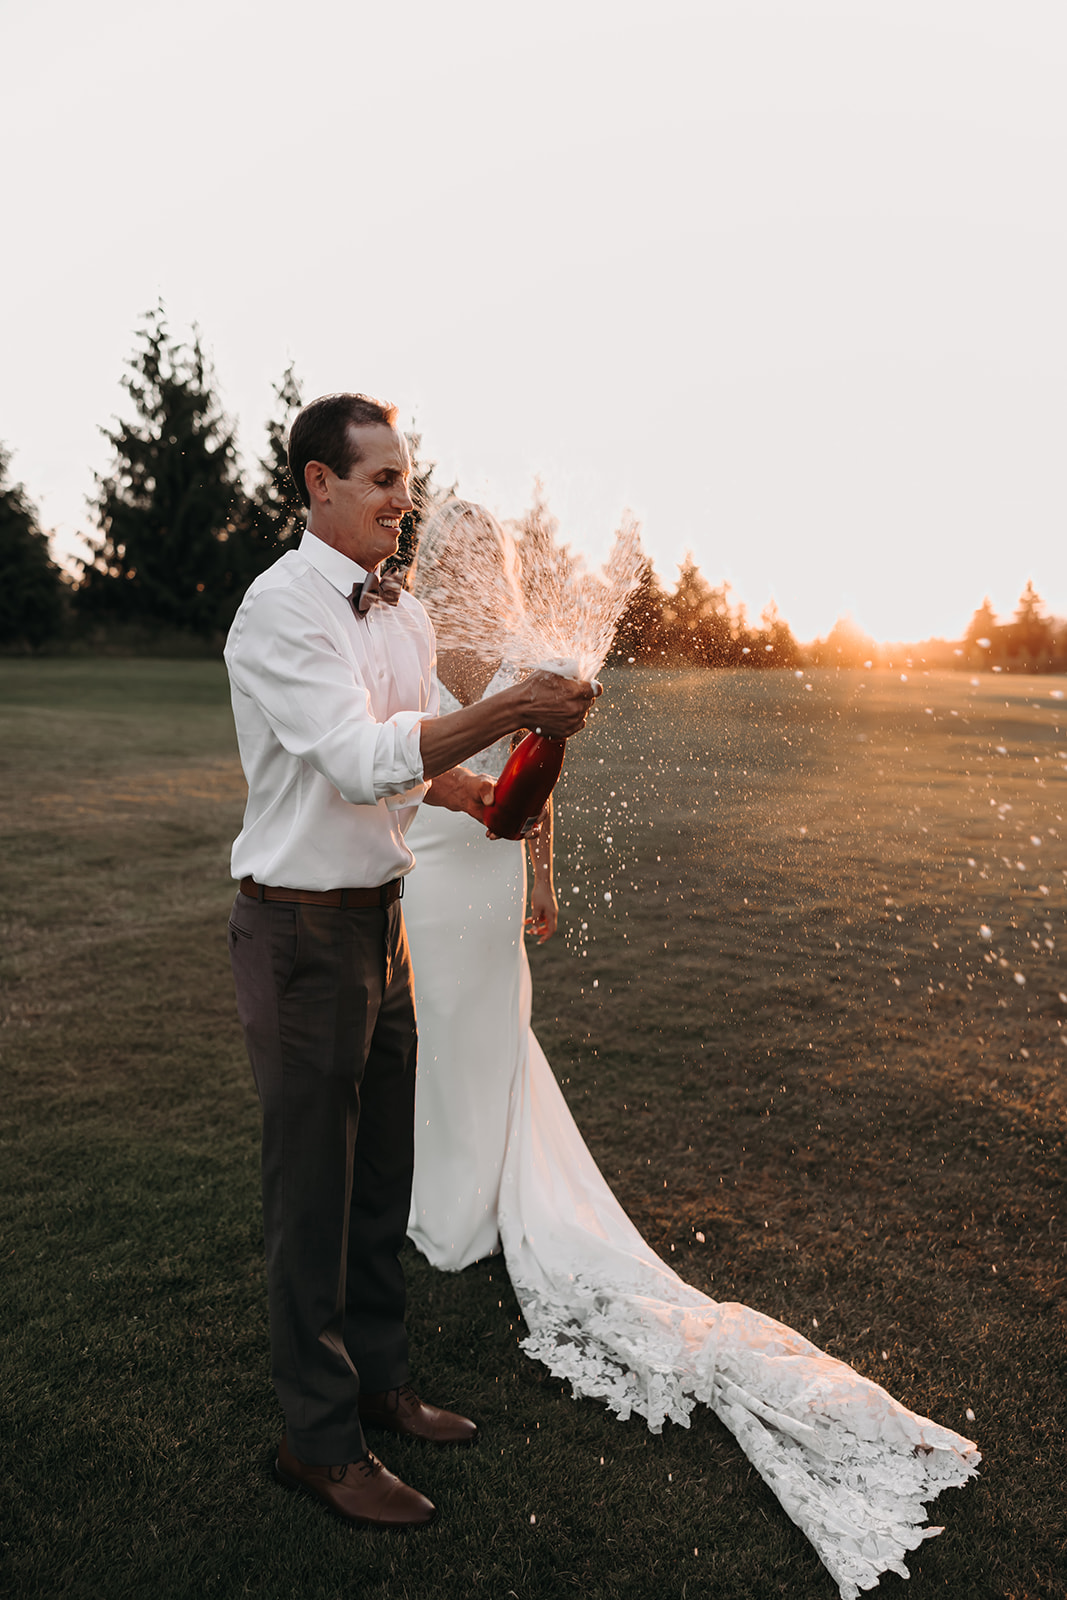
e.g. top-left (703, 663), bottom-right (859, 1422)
top-left (330, 1452), bottom-right (381, 1483)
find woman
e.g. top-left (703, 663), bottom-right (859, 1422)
top-left (406, 644), bottom-right (557, 1270)
top-left (403, 503), bottom-right (978, 1600)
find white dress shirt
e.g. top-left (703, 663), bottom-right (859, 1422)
top-left (225, 529), bottom-right (439, 890)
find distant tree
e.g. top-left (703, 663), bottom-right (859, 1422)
top-left (611, 554), bottom-right (669, 661)
top-left (962, 595), bottom-right (999, 668)
top-left (234, 362), bottom-right (305, 584)
top-left (660, 557), bottom-right (743, 664)
top-left (388, 431), bottom-right (446, 579)
top-left (75, 304), bottom-right (242, 635)
top-left (509, 482), bottom-right (579, 604)
top-left (965, 596), bottom-right (997, 641)
top-left (1008, 580), bottom-right (1054, 661)
top-left (702, 580), bottom-right (745, 665)
top-left (0, 446), bottom-right (65, 648)
top-left (809, 614), bottom-right (879, 669)
top-left (752, 600), bottom-right (800, 667)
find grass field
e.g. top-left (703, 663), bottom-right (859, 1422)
top-left (1, 659), bottom-right (1065, 1600)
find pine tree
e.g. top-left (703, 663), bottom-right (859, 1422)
top-left (812, 614), bottom-right (878, 669)
top-left (387, 431), bottom-right (445, 578)
top-left (235, 363), bottom-right (305, 584)
top-left (511, 483), bottom-right (579, 615)
top-left (76, 305), bottom-right (242, 635)
top-left (1010, 580), bottom-right (1052, 660)
top-left (965, 596), bottom-right (998, 645)
top-left (0, 446), bottom-right (64, 648)
top-left (964, 596), bottom-right (999, 666)
top-left (661, 557), bottom-right (739, 664)
top-left (611, 555), bottom-right (669, 661)
top-left (754, 600), bottom-right (800, 667)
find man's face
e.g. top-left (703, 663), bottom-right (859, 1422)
top-left (316, 423), bottom-right (413, 569)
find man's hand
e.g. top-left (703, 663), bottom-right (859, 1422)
top-left (518, 670), bottom-right (601, 740)
top-left (423, 765), bottom-right (495, 821)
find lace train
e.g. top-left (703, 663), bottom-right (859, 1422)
top-left (500, 1024), bottom-right (979, 1600)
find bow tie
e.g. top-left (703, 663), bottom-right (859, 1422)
top-left (352, 569), bottom-right (400, 615)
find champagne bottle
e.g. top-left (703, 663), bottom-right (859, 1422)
top-left (483, 731), bottom-right (567, 840)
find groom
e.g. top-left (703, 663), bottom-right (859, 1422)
top-left (225, 391), bottom-right (598, 1527)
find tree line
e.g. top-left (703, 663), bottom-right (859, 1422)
top-left (803, 585), bottom-right (1067, 675)
top-left (1, 308), bottom-right (1063, 674)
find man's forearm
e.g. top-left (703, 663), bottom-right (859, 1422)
top-left (418, 687), bottom-right (526, 778)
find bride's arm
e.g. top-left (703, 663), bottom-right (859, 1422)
top-left (525, 797), bottom-right (558, 943)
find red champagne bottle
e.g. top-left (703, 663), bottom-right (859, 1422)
top-left (483, 731), bottom-right (567, 840)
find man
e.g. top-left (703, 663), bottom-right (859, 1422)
top-left (224, 392), bottom-right (596, 1528)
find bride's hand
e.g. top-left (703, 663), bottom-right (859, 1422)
top-left (525, 879), bottom-right (558, 943)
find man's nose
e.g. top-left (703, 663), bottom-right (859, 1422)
top-left (394, 484), bottom-right (414, 513)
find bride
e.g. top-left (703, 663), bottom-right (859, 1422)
top-left (403, 502), bottom-right (979, 1600)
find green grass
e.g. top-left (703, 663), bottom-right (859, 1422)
top-left (1, 659), bottom-right (1065, 1599)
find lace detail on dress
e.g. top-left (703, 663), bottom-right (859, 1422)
top-left (512, 1272), bottom-right (977, 1600)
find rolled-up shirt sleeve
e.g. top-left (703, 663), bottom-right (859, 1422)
top-left (228, 586), bottom-right (428, 806)
top-left (376, 712), bottom-right (431, 809)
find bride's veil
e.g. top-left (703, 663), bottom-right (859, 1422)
top-left (410, 499), bottom-right (529, 661)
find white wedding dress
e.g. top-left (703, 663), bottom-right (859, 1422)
top-left (405, 676), bottom-right (979, 1600)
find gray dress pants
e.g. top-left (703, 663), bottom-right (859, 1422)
top-left (228, 889), bottom-right (418, 1465)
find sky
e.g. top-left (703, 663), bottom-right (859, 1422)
top-left (2, 0), bottom-right (1065, 643)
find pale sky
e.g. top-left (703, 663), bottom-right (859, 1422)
top-left (3, 0), bottom-right (1065, 642)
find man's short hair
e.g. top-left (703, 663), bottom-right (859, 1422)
top-left (288, 393), bottom-right (399, 508)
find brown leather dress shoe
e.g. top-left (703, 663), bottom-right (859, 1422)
top-left (274, 1435), bottom-right (435, 1527)
top-left (358, 1383), bottom-right (478, 1445)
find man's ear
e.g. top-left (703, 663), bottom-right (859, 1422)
top-left (305, 460), bottom-right (331, 504)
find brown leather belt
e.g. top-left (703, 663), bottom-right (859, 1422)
top-left (239, 876), bottom-right (404, 909)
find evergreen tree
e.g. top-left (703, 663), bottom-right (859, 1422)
top-left (611, 555), bottom-right (669, 661)
top-left (1010, 580), bottom-right (1053, 659)
top-left (703, 580), bottom-right (744, 665)
top-left (234, 363), bottom-right (305, 584)
top-left (753, 600), bottom-right (800, 667)
top-left (511, 482), bottom-right (579, 607)
top-left (0, 446), bottom-right (64, 648)
top-left (965, 596), bottom-right (998, 645)
top-left (661, 557), bottom-right (739, 664)
top-left (661, 553), bottom-right (709, 662)
top-left (387, 431), bottom-right (445, 578)
top-left (963, 596), bottom-right (999, 666)
top-left (810, 614), bottom-right (878, 668)
top-left (75, 305), bottom-right (242, 634)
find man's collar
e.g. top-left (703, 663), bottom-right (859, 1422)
top-left (298, 528), bottom-right (373, 595)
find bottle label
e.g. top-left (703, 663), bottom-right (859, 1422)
top-left (518, 815), bottom-right (541, 837)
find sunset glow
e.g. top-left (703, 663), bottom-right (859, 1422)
top-left (2, 0), bottom-right (1065, 645)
